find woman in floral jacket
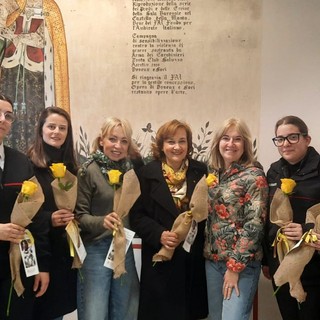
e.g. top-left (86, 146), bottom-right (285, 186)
top-left (204, 118), bottom-right (268, 320)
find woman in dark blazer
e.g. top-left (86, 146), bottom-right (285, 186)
top-left (0, 94), bottom-right (50, 320)
top-left (130, 119), bottom-right (208, 320)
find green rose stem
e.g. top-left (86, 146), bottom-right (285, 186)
top-left (274, 286), bottom-right (301, 310)
top-left (273, 285), bottom-right (281, 296)
top-left (6, 280), bottom-right (14, 316)
top-left (78, 269), bottom-right (84, 282)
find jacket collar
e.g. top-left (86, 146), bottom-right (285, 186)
top-left (0, 143), bottom-right (4, 170)
top-left (270, 146), bottom-right (320, 179)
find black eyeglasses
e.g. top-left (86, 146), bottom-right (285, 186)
top-left (272, 133), bottom-right (307, 147)
top-left (0, 111), bottom-right (15, 123)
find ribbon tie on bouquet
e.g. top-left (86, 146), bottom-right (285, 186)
top-left (152, 175), bottom-right (208, 262)
top-left (270, 187), bottom-right (296, 262)
top-left (50, 166), bottom-right (81, 268)
top-left (273, 204), bottom-right (320, 303)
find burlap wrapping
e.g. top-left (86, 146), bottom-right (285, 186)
top-left (152, 175), bottom-right (208, 262)
top-left (51, 170), bottom-right (77, 211)
top-left (51, 170), bottom-right (81, 268)
top-left (9, 177), bottom-right (44, 297)
top-left (112, 169), bottom-right (140, 278)
top-left (270, 188), bottom-right (295, 262)
top-left (273, 204), bottom-right (320, 303)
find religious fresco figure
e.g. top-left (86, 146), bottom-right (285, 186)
top-left (0, 0), bottom-right (70, 152)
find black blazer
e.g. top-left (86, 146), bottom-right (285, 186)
top-left (0, 146), bottom-right (50, 277)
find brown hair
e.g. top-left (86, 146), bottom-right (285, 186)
top-left (0, 93), bottom-right (13, 108)
top-left (27, 107), bottom-right (77, 171)
top-left (151, 119), bottom-right (193, 161)
top-left (274, 115), bottom-right (309, 136)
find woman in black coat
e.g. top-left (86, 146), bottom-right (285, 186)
top-left (130, 119), bottom-right (208, 320)
top-left (263, 115), bottom-right (320, 320)
top-left (27, 107), bottom-right (78, 320)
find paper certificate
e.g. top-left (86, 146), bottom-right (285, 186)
top-left (104, 228), bottom-right (135, 270)
top-left (20, 230), bottom-right (39, 277)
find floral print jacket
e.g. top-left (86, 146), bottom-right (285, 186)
top-left (204, 163), bottom-right (268, 272)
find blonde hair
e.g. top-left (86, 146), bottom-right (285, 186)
top-left (92, 117), bottom-right (140, 159)
top-left (209, 118), bottom-right (255, 170)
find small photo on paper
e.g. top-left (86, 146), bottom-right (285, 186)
top-left (19, 230), bottom-right (39, 277)
top-left (107, 249), bottom-right (115, 262)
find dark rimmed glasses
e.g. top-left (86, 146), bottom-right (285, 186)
top-left (0, 111), bottom-right (15, 124)
top-left (272, 133), bottom-right (307, 147)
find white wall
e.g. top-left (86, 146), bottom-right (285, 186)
top-left (260, 0), bottom-right (320, 171)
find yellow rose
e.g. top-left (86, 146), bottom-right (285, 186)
top-left (50, 163), bottom-right (66, 179)
top-left (280, 178), bottom-right (296, 195)
top-left (21, 180), bottom-right (38, 198)
top-left (107, 170), bottom-right (122, 185)
top-left (206, 173), bottom-right (217, 187)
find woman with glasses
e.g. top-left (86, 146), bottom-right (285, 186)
top-left (0, 94), bottom-right (50, 319)
top-left (262, 115), bottom-right (320, 320)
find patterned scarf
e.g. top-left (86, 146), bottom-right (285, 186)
top-left (162, 159), bottom-right (188, 210)
top-left (80, 150), bottom-right (133, 181)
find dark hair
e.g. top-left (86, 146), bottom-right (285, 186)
top-left (151, 119), bottom-right (193, 161)
top-left (0, 93), bottom-right (13, 108)
top-left (274, 116), bottom-right (309, 136)
top-left (20, 240), bottom-right (28, 251)
top-left (27, 107), bottom-right (77, 171)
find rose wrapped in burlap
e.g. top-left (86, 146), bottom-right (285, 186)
top-left (112, 169), bottom-right (141, 278)
top-left (273, 203), bottom-right (320, 303)
top-left (50, 164), bottom-right (80, 268)
top-left (270, 179), bottom-right (297, 262)
top-left (50, 164), bottom-right (77, 210)
top-left (152, 175), bottom-right (209, 262)
top-left (9, 177), bottom-right (44, 296)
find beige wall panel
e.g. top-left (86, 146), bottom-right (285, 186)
top-left (56, 0), bottom-right (262, 159)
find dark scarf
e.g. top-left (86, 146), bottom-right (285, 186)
top-left (80, 149), bottom-right (132, 179)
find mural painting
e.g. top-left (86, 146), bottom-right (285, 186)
top-left (0, 0), bottom-right (69, 153)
